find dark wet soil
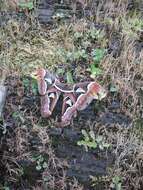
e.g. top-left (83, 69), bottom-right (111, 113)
top-left (50, 128), bottom-right (113, 189)
top-left (0, 76), bottom-right (132, 189)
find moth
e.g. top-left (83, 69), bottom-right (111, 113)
top-left (32, 68), bottom-right (107, 127)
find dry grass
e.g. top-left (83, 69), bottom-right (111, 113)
top-left (0, 0), bottom-right (143, 189)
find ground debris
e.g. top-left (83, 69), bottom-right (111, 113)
top-left (0, 85), bottom-right (7, 118)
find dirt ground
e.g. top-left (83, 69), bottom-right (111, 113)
top-left (0, 0), bottom-right (143, 189)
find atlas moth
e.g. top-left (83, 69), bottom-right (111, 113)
top-left (32, 68), bottom-right (107, 127)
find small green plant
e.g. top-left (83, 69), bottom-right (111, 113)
top-left (122, 16), bottom-right (143, 38)
top-left (90, 175), bottom-right (109, 187)
top-left (95, 136), bottom-right (111, 150)
top-left (87, 29), bottom-right (105, 41)
top-left (74, 49), bottom-right (88, 61)
top-left (0, 182), bottom-right (10, 190)
top-left (74, 32), bottom-right (83, 40)
top-left (32, 155), bottom-right (48, 171)
top-left (110, 176), bottom-right (122, 190)
top-left (66, 70), bottom-right (74, 84)
top-left (56, 48), bottom-right (68, 62)
top-left (89, 48), bottom-right (106, 78)
top-left (109, 84), bottom-right (119, 93)
top-left (22, 77), bottom-right (38, 95)
top-left (77, 130), bottom-right (97, 151)
top-left (2, 186), bottom-right (10, 190)
top-left (91, 48), bottom-right (106, 63)
top-left (90, 64), bottom-right (103, 77)
top-left (77, 130), bottom-right (110, 151)
top-left (31, 79), bottom-right (38, 95)
top-left (56, 48), bottom-right (88, 63)
top-left (12, 111), bottom-right (25, 123)
top-left (74, 28), bottom-right (107, 47)
top-left (74, 28), bottom-right (105, 41)
top-left (22, 78), bottom-right (30, 88)
top-left (18, 0), bottom-right (34, 10)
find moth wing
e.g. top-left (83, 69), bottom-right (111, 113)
top-left (38, 79), bottom-right (47, 95)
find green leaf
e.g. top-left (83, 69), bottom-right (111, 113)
top-left (111, 176), bottom-right (122, 190)
top-left (66, 52), bottom-right (74, 61)
top-left (57, 68), bottom-right (65, 75)
top-left (12, 112), bottom-right (19, 119)
top-left (96, 136), bottom-right (103, 143)
top-left (77, 141), bottom-right (89, 151)
top-left (74, 49), bottom-right (88, 60)
top-left (77, 140), bottom-right (86, 146)
top-left (90, 64), bottom-right (103, 78)
top-left (90, 29), bottom-right (99, 39)
top-left (22, 78), bottom-right (30, 88)
top-left (81, 129), bottom-right (90, 141)
top-left (91, 48), bottom-right (105, 63)
top-left (18, 1), bottom-right (34, 10)
top-left (36, 165), bottom-right (42, 171)
top-left (38, 155), bottom-right (44, 162)
top-left (116, 183), bottom-right (122, 190)
top-left (89, 131), bottom-right (95, 140)
top-left (110, 183), bottom-right (115, 188)
top-left (99, 144), bottom-right (104, 150)
top-left (31, 157), bottom-right (37, 161)
top-left (4, 187), bottom-right (10, 190)
top-left (112, 176), bottom-right (121, 184)
top-left (43, 162), bottom-right (48, 168)
top-left (87, 141), bottom-right (97, 149)
top-left (66, 71), bottom-right (74, 84)
top-left (74, 32), bottom-right (83, 39)
top-left (31, 79), bottom-right (38, 94)
top-left (103, 143), bottom-right (111, 148)
top-left (110, 84), bottom-right (118, 92)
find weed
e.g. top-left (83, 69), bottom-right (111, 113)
top-left (89, 48), bottom-right (106, 78)
top-left (122, 14), bottom-right (143, 38)
top-left (22, 77), bottom-right (38, 95)
top-left (74, 32), bottom-right (83, 40)
top-left (74, 28), bottom-right (107, 46)
top-left (110, 176), bottom-right (122, 190)
top-left (32, 155), bottom-right (48, 171)
top-left (91, 48), bottom-right (106, 63)
top-left (90, 175), bottom-right (109, 188)
top-left (18, 0), bottom-right (34, 11)
top-left (74, 49), bottom-right (88, 61)
top-left (77, 130), bottom-right (111, 151)
top-left (1, 185), bottom-right (10, 190)
top-left (109, 84), bottom-right (119, 93)
top-left (4, 187), bottom-right (10, 190)
top-left (66, 70), bottom-right (74, 84)
top-left (90, 64), bottom-right (103, 78)
top-left (96, 136), bottom-right (111, 150)
top-left (12, 111), bottom-right (25, 124)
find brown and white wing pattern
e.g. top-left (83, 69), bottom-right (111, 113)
top-left (34, 68), bottom-right (107, 127)
top-left (60, 92), bottom-right (77, 126)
